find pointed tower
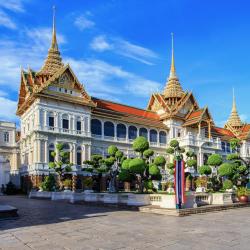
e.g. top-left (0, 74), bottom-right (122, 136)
top-left (225, 89), bottom-right (242, 129)
top-left (163, 33), bottom-right (184, 105)
top-left (39, 6), bottom-right (63, 75)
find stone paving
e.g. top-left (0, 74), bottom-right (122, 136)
top-left (0, 195), bottom-right (249, 250)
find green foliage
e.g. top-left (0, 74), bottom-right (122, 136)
top-left (4, 181), bottom-right (17, 195)
top-left (121, 159), bottom-right (131, 170)
top-left (186, 151), bottom-right (195, 158)
top-left (149, 164), bottom-right (160, 176)
top-left (129, 158), bottom-right (146, 175)
top-left (179, 147), bottom-right (185, 153)
top-left (227, 153), bottom-right (239, 161)
top-left (169, 139), bottom-right (179, 148)
top-left (143, 149), bottom-right (154, 158)
top-left (132, 136), bottom-right (149, 155)
top-left (238, 165), bottom-right (248, 174)
top-left (91, 154), bottom-right (103, 162)
top-left (166, 147), bottom-right (174, 154)
top-left (223, 179), bottom-right (233, 190)
top-left (104, 157), bottom-right (115, 167)
top-left (108, 145), bottom-right (118, 156)
top-left (118, 170), bottom-right (134, 182)
top-left (169, 169), bottom-right (175, 175)
top-left (167, 163), bottom-right (175, 169)
top-left (153, 156), bottom-right (166, 167)
top-left (230, 138), bottom-right (240, 151)
top-left (144, 180), bottom-right (154, 191)
top-left (198, 165), bottom-right (212, 176)
top-left (237, 187), bottom-right (248, 196)
top-left (40, 175), bottom-right (56, 191)
top-left (218, 163), bottom-right (234, 177)
top-left (115, 150), bottom-right (124, 159)
top-left (186, 159), bottom-right (197, 168)
top-left (97, 166), bottom-right (108, 173)
top-left (207, 154), bottom-right (223, 166)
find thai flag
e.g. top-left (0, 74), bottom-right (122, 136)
top-left (174, 160), bottom-right (185, 207)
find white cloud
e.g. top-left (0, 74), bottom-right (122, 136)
top-left (240, 114), bottom-right (248, 122)
top-left (0, 28), bottom-right (67, 89)
top-left (65, 58), bottom-right (161, 99)
top-left (90, 35), bottom-right (158, 65)
top-left (0, 96), bottom-right (17, 121)
top-left (90, 35), bottom-right (113, 52)
top-left (0, 0), bottom-right (25, 13)
top-left (0, 10), bottom-right (17, 29)
top-left (74, 14), bottom-right (95, 31)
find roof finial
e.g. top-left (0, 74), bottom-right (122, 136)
top-left (232, 88), bottom-right (237, 112)
top-left (51, 5), bottom-right (58, 50)
top-left (169, 32), bottom-right (176, 78)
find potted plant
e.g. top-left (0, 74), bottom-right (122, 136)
top-left (63, 179), bottom-right (72, 192)
top-left (195, 177), bottom-right (207, 193)
top-left (237, 187), bottom-right (249, 203)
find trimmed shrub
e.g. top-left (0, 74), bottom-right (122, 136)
top-left (115, 150), bottom-right (123, 159)
top-left (170, 139), bottom-right (179, 148)
top-left (166, 147), bottom-right (174, 154)
top-left (198, 165), bottom-right (212, 176)
top-left (132, 137), bottom-right (149, 154)
top-left (149, 164), bottom-right (160, 176)
top-left (143, 149), bottom-right (154, 158)
top-left (186, 159), bottom-right (197, 168)
top-left (108, 145), bottom-right (118, 156)
top-left (227, 153), bottom-right (239, 161)
top-left (118, 170), bottom-right (134, 182)
top-left (223, 179), bottom-right (233, 190)
top-left (129, 158), bottom-right (146, 175)
top-left (218, 163), bottom-right (234, 177)
top-left (121, 159), bottom-right (131, 170)
top-left (153, 156), bottom-right (166, 166)
top-left (40, 175), bottom-right (56, 191)
top-left (144, 180), bottom-right (154, 190)
top-left (207, 154), bottom-right (223, 166)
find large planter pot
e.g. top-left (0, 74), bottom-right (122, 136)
top-left (212, 193), bottom-right (233, 205)
top-left (238, 195), bottom-right (248, 203)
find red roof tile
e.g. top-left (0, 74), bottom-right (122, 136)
top-left (212, 127), bottom-right (235, 137)
top-left (93, 97), bottom-right (160, 120)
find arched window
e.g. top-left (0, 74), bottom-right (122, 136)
top-left (62, 114), bottom-right (69, 131)
top-left (49, 144), bottom-right (55, 163)
top-left (129, 126), bottom-right (137, 140)
top-left (139, 128), bottom-right (148, 139)
top-left (150, 129), bottom-right (157, 143)
top-left (104, 121), bottom-right (114, 137)
top-left (76, 146), bottom-right (82, 166)
top-left (117, 124), bottom-right (126, 139)
top-left (62, 143), bottom-right (70, 163)
top-left (159, 131), bottom-right (167, 145)
top-left (91, 119), bottom-right (102, 135)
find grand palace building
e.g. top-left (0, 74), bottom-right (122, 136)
top-left (1, 13), bottom-right (250, 189)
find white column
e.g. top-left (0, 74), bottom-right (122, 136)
top-left (57, 112), bottom-right (61, 132)
top-left (114, 123), bottom-right (117, 140)
top-left (81, 117), bottom-right (84, 133)
top-left (37, 109), bottom-right (41, 129)
top-left (126, 125), bottom-right (129, 142)
top-left (37, 140), bottom-right (41, 163)
top-left (44, 110), bottom-right (47, 129)
top-left (72, 144), bottom-right (76, 164)
top-left (44, 140), bottom-right (48, 164)
top-left (101, 121), bottom-right (104, 139)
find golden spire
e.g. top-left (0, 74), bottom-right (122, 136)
top-left (226, 89), bottom-right (242, 128)
top-left (169, 32), bottom-right (176, 78)
top-left (39, 6), bottom-right (63, 75)
top-left (163, 33), bottom-right (184, 101)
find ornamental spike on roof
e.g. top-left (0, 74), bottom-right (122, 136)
top-left (163, 33), bottom-right (184, 100)
top-left (38, 6), bottom-right (63, 75)
top-left (226, 89), bottom-right (242, 128)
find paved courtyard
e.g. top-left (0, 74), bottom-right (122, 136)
top-left (0, 196), bottom-right (249, 250)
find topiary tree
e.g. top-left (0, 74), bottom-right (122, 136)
top-left (133, 136), bottom-right (149, 158)
top-left (227, 138), bottom-right (249, 186)
top-left (153, 156), bottom-right (166, 167)
top-left (218, 163), bottom-right (235, 179)
top-left (198, 165), bottom-right (212, 176)
top-left (207, 154), bottom-right (223, 177)
top-left (49, 143), bottom-right (73, 190)
top-left (129, 158), bottom-right (146, 192)
top-left (143, 149), bottom-right (154, 163)
top-left (223, 179), bottom-right (233, 190)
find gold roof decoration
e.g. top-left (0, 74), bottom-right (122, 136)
top-left (163, 33), bottom-right (184, 100)
top-left (38, 6), bottom-right (63, 75)
top-left (226, 89), bottom-right (242, 128)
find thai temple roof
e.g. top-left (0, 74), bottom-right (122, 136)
top-left (38, 7), bottom-right (64, 75)
top-left (163, 33), bottom-right (184, 99)
top-left (225, 90), bottom-right (242, 128)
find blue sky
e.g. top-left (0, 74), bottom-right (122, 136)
top-left (0, 0), bottom-right (249, 127)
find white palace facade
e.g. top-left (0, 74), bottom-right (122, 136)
top-left (10, 14), bottom-right (250, 188)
